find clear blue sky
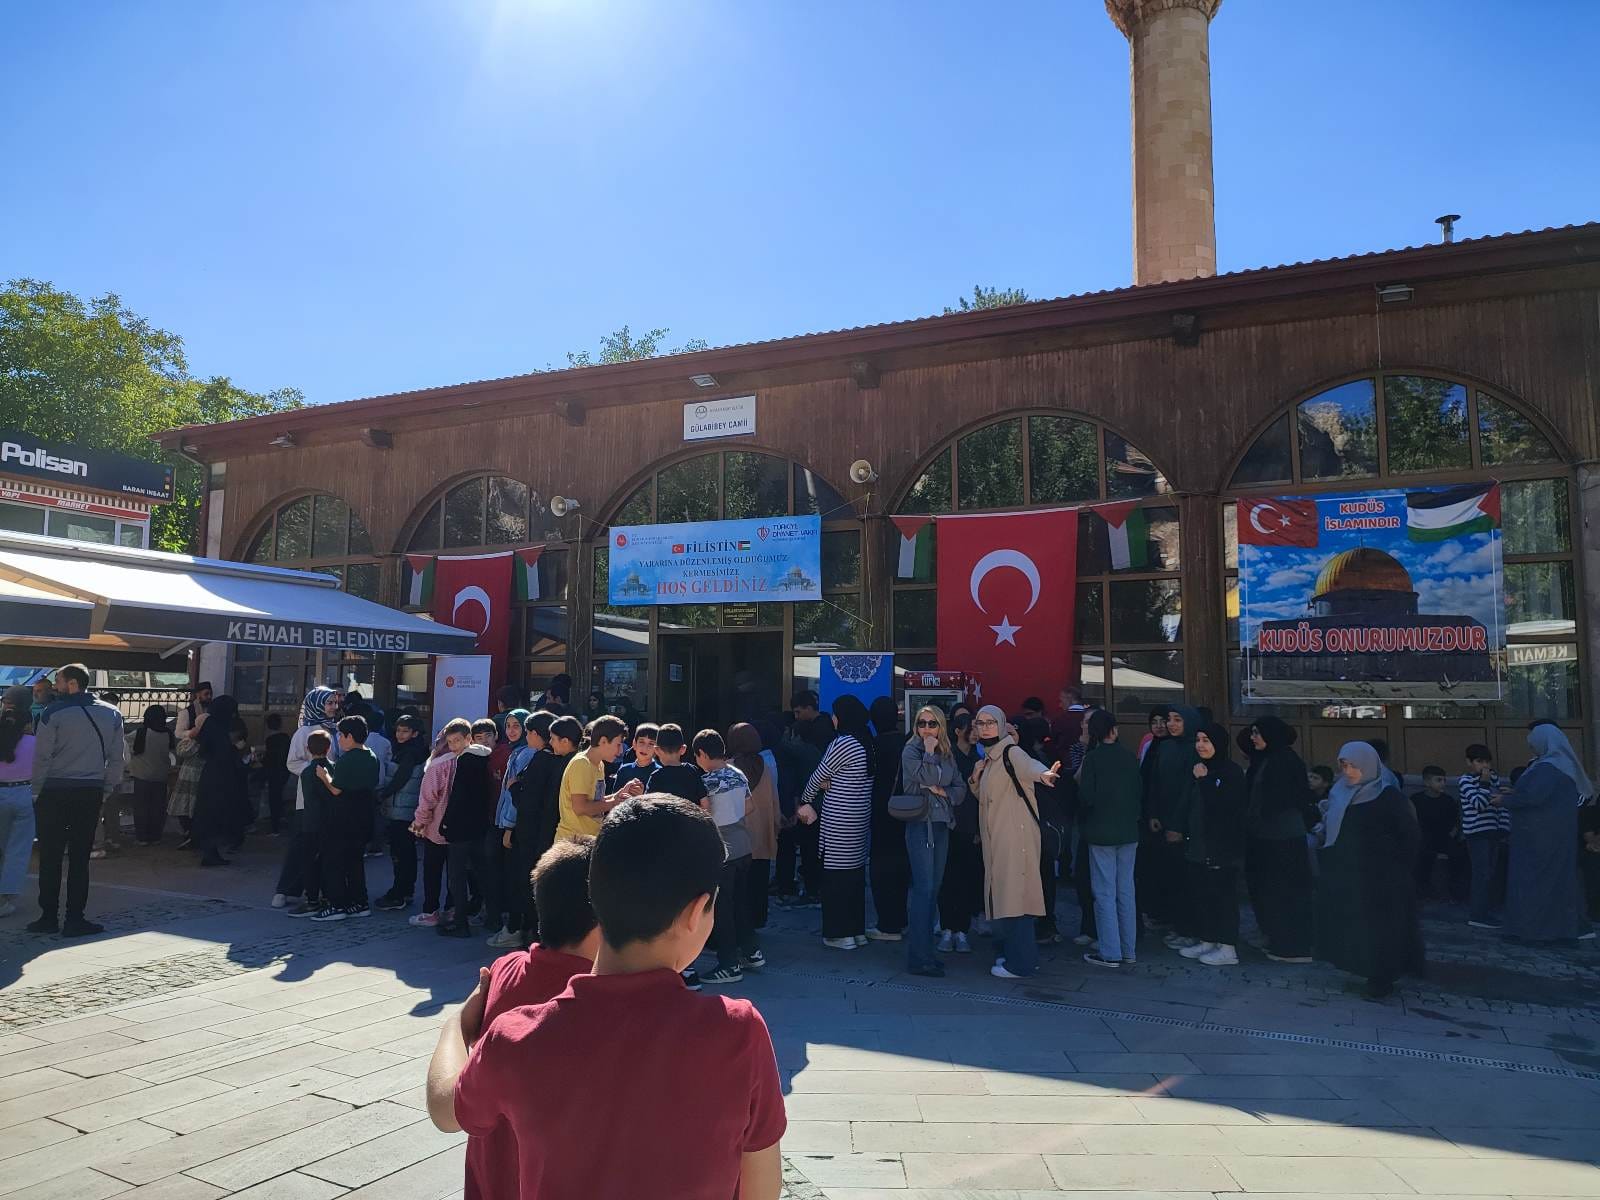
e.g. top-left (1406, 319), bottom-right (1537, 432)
top-left (4, 0), bottom-right (1597, 406)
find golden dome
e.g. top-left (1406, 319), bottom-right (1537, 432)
top-left (1312, 548), bottom-right (1413, 597)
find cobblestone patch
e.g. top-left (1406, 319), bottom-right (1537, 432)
top-left (0, 897), bottom-right (251, 951)
top-left (781, 1157), bottom-right (828, 1200)
top-left (0, 914), bottom-right (415, 1029)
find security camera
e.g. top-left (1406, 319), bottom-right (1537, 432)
top-left (551, 496), bottom-right (580, 517)
top-left (849, 459), bottom-right (878, 485)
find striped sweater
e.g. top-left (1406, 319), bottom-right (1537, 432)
top-left (1458, 771), bottom-right (1511, 837)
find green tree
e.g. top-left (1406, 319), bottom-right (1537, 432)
top-left (561, 324), bottom-right (708, 368)
top-left (944, 284), bottom-right (1030, 314)
top-left (0, 278), bottom-right (302, 552)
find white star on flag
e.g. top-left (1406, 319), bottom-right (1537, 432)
top-left (989, 615), bottom-right (1021, 646)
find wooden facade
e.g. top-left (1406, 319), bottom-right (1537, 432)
top-left (163, 225), bottom-right (1600, 762)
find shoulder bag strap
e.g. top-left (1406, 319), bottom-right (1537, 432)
top-left (79, 703), bottom-right (109, 763)
top-left (1000, 746), bottom-right (1043, 829)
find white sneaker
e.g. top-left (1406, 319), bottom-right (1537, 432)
top-left (1199, 944), bottom-right (1239, 966)
top-left (486, 927), bottom-right (521, 949)
top-left (954, 932), bottom-right (972, 954)
top-left (408, 911), bottom-right (440, 927)
top-left (1178, 940), bottom-right (1217, 959)
top-left (823, 937), bottom-right (858, 951)
top-left (1164, 932), bottom-right (1197, 949)
top-left (991, 963), bottom-right (1022, 979)
top-left (270, 894), bottom-right (288, 909)
top-left (1072, 933), bottom-right (1094, 946)
top-left (0, 899), bottom-right (15, 919)
top-left (937, 930), bottom-right (954, 953)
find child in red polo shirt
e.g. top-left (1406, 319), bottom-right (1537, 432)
top-left (434, 795), bottom-right (786, 1200)
top-left (427, 836), bottom-right (600, 1199)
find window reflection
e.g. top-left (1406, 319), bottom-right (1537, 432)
top-left (1383, 377), bottom-right (1469, 473)
top-left (1230, 414), bottom-right (1293, 486)
top-left (794, 464), bottom-right (849, 520)
top-left (901, 449), bottom-right (952, 514)
top-left (1504, 562), bottom-right (1576, 635)
top-left (957, 421), bottom-right (1024, 510)
top-left (657, 456), bottom-right (719, 524)
top-left (1108, 579), bottom-right (1181, 643)
top-left (1501, 479), bottom-right (1570, 556)
top-left (725, 453), bottom-right (789, 520)
top-left (1028, 416), bottom-right (1098, 504)
top-left (893, 590), bottom-right (935, 648)
top-left (1297, 380), bottom-right (1378, 480)
top-left (1104, 431), bottom-right (1168, 499)
top-left (444, 479), bottom-right (485, 548)
top-left (1478, 393), bottom-right (1557, 466)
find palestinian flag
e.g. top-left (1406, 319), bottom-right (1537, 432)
top-left (891, 515), bottom-right (934, 580)
top-left (1098, 501), bottom-right (1149, 570)
top-left (514, 546), bottom-right (545, 601)
top-left (404, 554), bottom-right (435, 607)
top-left (1406, 482), bottom-right (1501, 542)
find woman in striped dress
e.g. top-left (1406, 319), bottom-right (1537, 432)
top-left (798, 695), bottom-right (875, 949)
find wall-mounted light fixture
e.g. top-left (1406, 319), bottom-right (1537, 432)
top-left (268, 433), bottom-right (297, 449)
top-left (1376, 284), bottom-right (1414, 303)
top-left (689, 373), bottom-right (718, 388)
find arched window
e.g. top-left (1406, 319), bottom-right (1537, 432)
top-left (236, 493), bottom-right (380, 713)
top-left (590, 452), bottom-right (863, 713)
top-left (1223, 373), bottom-right (1577, 766)
top-left (892, 413), bottom-right (1180, 716)
top-left (399, 475), bottom-right (569, 712)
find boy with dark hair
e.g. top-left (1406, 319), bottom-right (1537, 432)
top-left (312, 716), bottom-right (380, 920)
top-left (554, 715), bottom-right (641, 842)
top-left (694, 728), bottom-right (762, 985)
top-left (1308, 765), bottom-right (1333, 802)
top-left (1459, 744), bottom-right (1510, 928)
top-left (433, 719), bottom-right (497, 938)
top-left (285, 729), bottom-right (333, 918)
top-left (427, 837), bottom-right (601, 1196)
top-left (262, 713), bottom-right (291, 834)
top-left (1411, 765), bottom-right (1465, 901)
top-left (647, 724), bottom-right (708, 807)
top-left (438, 796), bottom-right (786, 1199)
top-left (614, 723), bottom-right (659, 792)
top-left (374, 714), bottom-right (427, 912)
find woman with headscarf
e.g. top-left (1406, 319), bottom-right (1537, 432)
top-left (191, 695), bottom-right (248, 866)
top-left (485, 709), bottom-right (532, 949)
top-left (798, 695), bottom-right (875, 949)
top-left (729, 722), bottom-right (780, 931)
top-left (1243, 716), bottom-right (1315, 963)
top-left (1170, 724), bottom-right (1247, 966)
top-left (273, 687), bottom-right (342, 910)
top-left (867, 696), bottom-right (910, 942)
top-left (1147, 704), bottom-right (1202, 943)
top-left (970, 704), bottom-right (1062, 978)
top-left (125, 705), bottom-right (172, 845)
top-left (1314, 741), bottom-right (1423, 998)
top-left (1498, 725), bottom-right (1593, 943)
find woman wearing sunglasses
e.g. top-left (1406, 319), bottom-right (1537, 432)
top-left (900, 707), bottom-right (966, 977)
top-left (969, 705), bottom-right (1062, 978)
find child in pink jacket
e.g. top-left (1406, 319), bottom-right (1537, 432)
top-left (407, 718), bottom-right (470, 927)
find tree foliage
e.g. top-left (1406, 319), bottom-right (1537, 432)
top-left (561, 324), bottom-right (709, 369)
top-left (944, 284), bottom-right (1031, 314)
top-left (0, 278), bottom-right (302, 553)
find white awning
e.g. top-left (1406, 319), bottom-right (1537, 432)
top-left (0, 531), bottom-right (474, 655)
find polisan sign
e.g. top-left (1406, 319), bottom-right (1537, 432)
top-left (0, 430), bottom-right (175, 502)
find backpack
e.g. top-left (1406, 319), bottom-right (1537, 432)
top-left (1000, 746), bottom-right (1066, 862)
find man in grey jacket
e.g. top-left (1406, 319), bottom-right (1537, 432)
top-left (30, 663), bottom-right (124, 936)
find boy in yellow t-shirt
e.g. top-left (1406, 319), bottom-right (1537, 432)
top-left (555, 715), bottom-right (643, 840)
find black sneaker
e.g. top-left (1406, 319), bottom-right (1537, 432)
top-left (1083, 952), bottom-right (1120, 969)
top-left (740, 949), bottom-right (766, 970)
top-left (373, 894), bottom-right (411, 912)
top-left (285, 901), bottom-right (321, 918)
top-left (345, 905), bottom-right (371, 919)
top-left (681, 968), bottom-right (702, 991)
top-left (700, 965), bottom-right (743, 985)
top-left (25, 915), bottom-right (59, 935)
top-left (309, 906), bottom-right (346, 923)
top-left (61, 918), bottom-right (105, 938)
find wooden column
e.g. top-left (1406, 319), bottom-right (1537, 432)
top-left (1179, 491), bottom-right (1226, 718)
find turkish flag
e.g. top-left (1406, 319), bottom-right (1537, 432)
top-left (935, 509), bottom-right (1078, 716)
top-left (1238, 497), bottom-right (1319, 547)
top-left (430, 552), bottom-right (514, 699)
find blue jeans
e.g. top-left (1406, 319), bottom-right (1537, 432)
top-left (905, 821), bottom-right (950, 969)
top-left (0, 782), bottom-right (35, 896)
top-left (990, 915), bottom-right (1039, 976)
top-left (1089, 842), bottom-right (1138, 961)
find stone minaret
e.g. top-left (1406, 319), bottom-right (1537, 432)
top-left (1106, 0), bottom-right (1222, 284)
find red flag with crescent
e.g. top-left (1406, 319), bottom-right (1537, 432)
top-left (1238, 497), bottom-right (1319, 547)
top-left (430, 551), bottom-right (514, 700)
top-left (935, 509), bottom-right (1078, 716)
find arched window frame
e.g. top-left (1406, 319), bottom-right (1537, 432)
top-left (235, 492), bottom-right (381, 712)
top-left (1220, 370), bottom-right (1581, 752)
top-left (889, 410), bottom-right (1182, 718)
top-left (588, 449), bottom-right (864, 715)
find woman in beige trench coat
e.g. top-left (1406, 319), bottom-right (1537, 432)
top-left (970, 705), bottom-right (1060, 978)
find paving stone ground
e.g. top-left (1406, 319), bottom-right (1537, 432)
top-left (1, 836), bottom-right (1597, 1199)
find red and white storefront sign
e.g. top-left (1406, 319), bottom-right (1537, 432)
top-left (0, 483), bottom-right (152, 523)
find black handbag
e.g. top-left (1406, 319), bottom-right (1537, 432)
top-left (887, 762), bottom-right (927, 822)
top-left (1000, 747), bottom-right (1065, 861)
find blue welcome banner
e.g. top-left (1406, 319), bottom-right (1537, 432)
top-left (608, 516), bottom-right (822, 606)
